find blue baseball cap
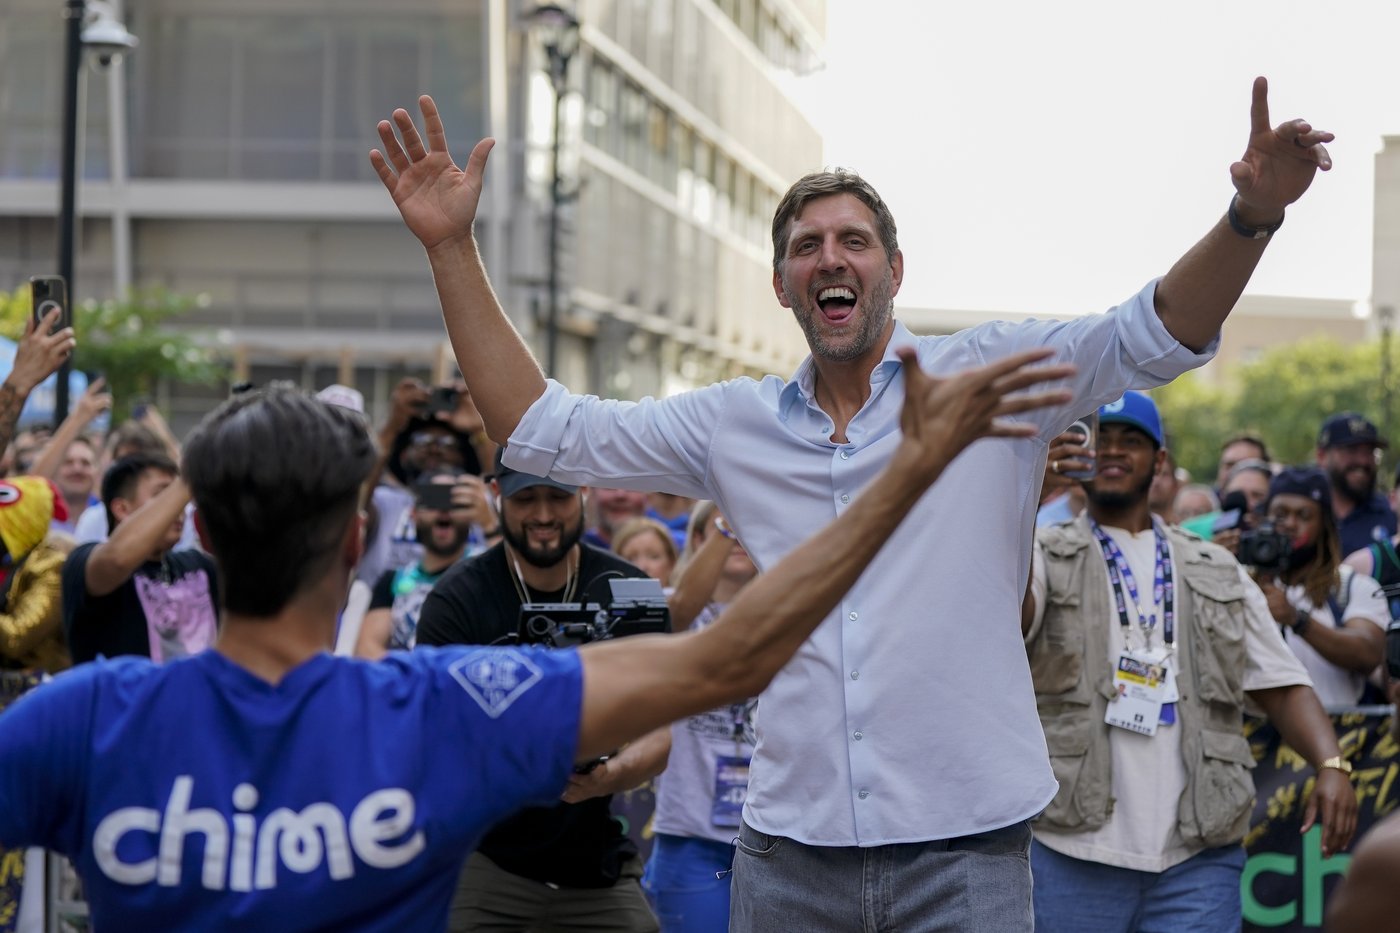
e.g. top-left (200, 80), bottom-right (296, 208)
top-left (1098, 391), bottom-right (1163, 447)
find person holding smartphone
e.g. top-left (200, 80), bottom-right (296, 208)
top-left (355, 470), bottom-right (498, 658)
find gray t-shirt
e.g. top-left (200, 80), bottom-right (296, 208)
top-left (651, 602), bottom-right (758, 843)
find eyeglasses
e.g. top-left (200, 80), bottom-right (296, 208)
top-left (409, 433), bottom-right (460, 451)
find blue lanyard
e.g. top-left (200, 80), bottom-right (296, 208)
top-left (1088, 519), bottom-right (1175, 647)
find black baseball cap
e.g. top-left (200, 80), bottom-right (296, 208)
top-left (492, 447), bottom-right (579, 499)
top-left (1317, 412), bottom-right (1388, 450)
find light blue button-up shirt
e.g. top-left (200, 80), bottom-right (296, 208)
top-left (506, 279), bottom-right (1216, 846)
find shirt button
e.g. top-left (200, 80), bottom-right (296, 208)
top-left (850, 670), bottom-right (859, 680)
top-left (840, 494), bottom-right (850, 504)
top-left (848, 611), bottom-right (858, 621)
top-left (853, 731), bottom-right (863, 741)
top-left (840, 450), bottom-right (850, 460)
top-left (858, 789), bottom-right (870, 799)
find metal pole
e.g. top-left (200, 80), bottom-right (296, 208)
top-left (56, 0), bottom-right (85, 425)
top-left (546, 72), bottom-right (562, 378)
top-left (1381, 305), bottom-right (1395, 448)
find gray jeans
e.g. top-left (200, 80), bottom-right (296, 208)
top-left (729, 819), bottom-right (1033, 932)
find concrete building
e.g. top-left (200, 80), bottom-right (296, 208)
top-left (0, 0), bottom-right (824, 431)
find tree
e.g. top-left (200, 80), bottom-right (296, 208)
top-left (1233, 338), bottom-right (1382, 467)
top-left (1150, 336), bottom-right (1388, 483)
top-left (0, 285), bottom-right (225, 418)
top-left (1153, 373), bottom-right (1233, 482)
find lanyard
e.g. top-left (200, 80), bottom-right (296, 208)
top-left (1088, 519), bottom-right (1175, 648)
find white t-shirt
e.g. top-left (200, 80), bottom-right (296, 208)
top-left (1282, 569), bottom-right (1388, 707)
top-left (1029, 525), bottom-right (1311, 872)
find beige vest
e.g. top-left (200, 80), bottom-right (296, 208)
top-left (1030, 514), bottom-right (1257, 848)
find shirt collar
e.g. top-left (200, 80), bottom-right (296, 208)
top-left (779, 320), bottom-right (918, 417)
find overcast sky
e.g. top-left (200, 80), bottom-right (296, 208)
top-left (782, 0), bottom-right (1400, 317)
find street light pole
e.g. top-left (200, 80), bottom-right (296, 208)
top-left (1381, 304), bottom-right (1395, 448)
top-left (55, 0), bottom-right (85, 424)
top-left (527, 3), bottom-right (580, 379)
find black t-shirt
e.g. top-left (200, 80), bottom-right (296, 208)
top-left (417, 542), bottom-right (645, 888)
top-left (62, 544), bottom-right (221, 666)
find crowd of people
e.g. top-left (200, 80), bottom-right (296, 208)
top-left (0, 75), bottom-right (1397, 933)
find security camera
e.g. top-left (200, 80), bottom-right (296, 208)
top-left (82, 2), bottom-right (138, 68)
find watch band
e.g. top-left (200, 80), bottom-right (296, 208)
top-left (1227, 196), bottom-right (1284, 240)
top-left (1320, 756), bottom-right (1354, 776)
top-left (1291, 609), bottom-right (1312, 637)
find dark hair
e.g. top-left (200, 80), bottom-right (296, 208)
top-left (182, 388), bottom-right (376, 617)
top-left (1221, 433), bottom-right (1271, 463)
top-left (107, 420), bottom-right (165, 459)
top-left (771, 168), bottom-right (898, 272)
top-left (101, 452), bottom-right (179, 530)
top-left (386, 416), bottom-right (481, 485)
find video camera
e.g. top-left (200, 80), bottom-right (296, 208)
top-left (518, 577), bottom-right (670, 648)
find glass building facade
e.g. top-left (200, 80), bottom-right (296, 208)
top-left (0, 0), bottom-right (823, 429)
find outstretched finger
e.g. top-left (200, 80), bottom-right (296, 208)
top-left (1249, 76), bottom-right (1271, 136)
top-left (464, 138), bottom-right (497, 185)
top-left (369, 149), bottom-right (398, 190)
top-left (981, 419), bottom-right (1045, 439)
top-left (990, 362), bottom-right (1078, 397)
top-left (993, 388), bottom-right (1074, 418)
top-left (419, 95), bottom-right (450, 156)
top-left (975, 347), bottom-right (1060, 386)
top-left (376, 120), bottom-right (410, 174)
top-left (393, 108), bottom-right (428, 161)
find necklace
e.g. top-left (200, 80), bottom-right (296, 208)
top-left (508, 547), bottom-right (578, 605)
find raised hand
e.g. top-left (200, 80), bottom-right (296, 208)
top-left (896, 347), bottom-right (1075, 477)
top-left (370, 96), bottom-right (496, 251)
top-left (1230, 77), bottom-right (1334, 223)
top-left (8, 308), bottom-right (75, 395)
top-left (74, 376), bottom-right (112, 425)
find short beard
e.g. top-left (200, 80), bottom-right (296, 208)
top-left (1327, 463), bottom-right (1375, 504)
top-left (415, 520), bottom-right (469, 559)
top-left (784, 267), bottom-right (895, 363)
top-left (1086, 471), bottom-right (1155, 515)
top-left (502, 511), bottom-right (585, 569)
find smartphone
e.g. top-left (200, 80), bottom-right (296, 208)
top-left (1062, 412), bottom-right (1098, 480)
top-left (29, 275), bottom-right (70, 334)
top-left (426, 385), bottom-right (460, 416)
top-left (413, 482), bottom-right (456, 512)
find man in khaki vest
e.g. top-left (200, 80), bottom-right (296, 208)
top-left (1024, 391), bottom-right (1357, 933)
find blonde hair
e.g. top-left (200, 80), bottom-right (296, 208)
top-left (612, 517), bottom-right (679, 567)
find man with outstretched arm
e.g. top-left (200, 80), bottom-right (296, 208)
top-left (0, 349), bottom-right (1069, 932)
top-left (374, 77), bottom-right (1332, 930)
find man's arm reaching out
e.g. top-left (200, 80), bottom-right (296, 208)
top-left (571, 348), bottom-right (1075, 760)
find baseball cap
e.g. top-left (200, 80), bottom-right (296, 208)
top-left (492, 447), bottom-right (579, 499)
top-left (315, 384), bottom-right (365, 415)
top-left (1267, 466), bottom-right (1333, 521)
top-left (1317, 412), bottom-right (1388, 450)
top-left (1098, 391), bottom-right (1163, 447)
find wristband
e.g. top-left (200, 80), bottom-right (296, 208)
top-left (1319, 756), bottom-right (1353, 776)
top-left (1227, 196), bottom-right (1284, 240)
top-left (713, 516), bottom-right (735, 539)
top-left (1290, 609), bottom-right (1311, 637)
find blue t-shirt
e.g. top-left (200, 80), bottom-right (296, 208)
top-left (0, 646), bottom-right (582, 931)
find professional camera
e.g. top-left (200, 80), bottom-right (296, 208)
top-left (1236, 521), bottom-right (1292, 574)
top-left (518, 577), bottom-right (670, 648)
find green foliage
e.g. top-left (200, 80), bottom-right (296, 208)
top-left (0, 285), bottom-right (225, 418)
top-left (1153, 373), bottom-right (1232, 481)
top-left (1150, 335), bottom-right (1391, 483)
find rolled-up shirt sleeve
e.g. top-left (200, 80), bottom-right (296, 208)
top-left (504, 378), bottom-right (730, 499)
top-left (963, 278), bottom-right (1220, 437)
